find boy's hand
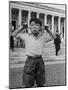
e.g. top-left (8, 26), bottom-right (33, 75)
top-left (44, 25), bottom-right (51, 33)
top-left (44, 25), bottom-right (55, 39)
top-left (12, 26), bottom-right (23, 37)
top-left (44, 26), bottom-right (49, 32)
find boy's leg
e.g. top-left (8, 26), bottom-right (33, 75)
top-left (23, 57), bottom-right (35, 88)
top-left (36, 57), bottom-right (45, 87)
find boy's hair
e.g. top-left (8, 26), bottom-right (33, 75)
top-left (30, 18), bottom-right (42, 26)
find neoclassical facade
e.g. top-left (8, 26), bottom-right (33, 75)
top-left (9, 1), bottom-right (66, 39)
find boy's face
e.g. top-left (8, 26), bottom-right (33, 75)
top-left (30, 21), bottom-right (41, 36)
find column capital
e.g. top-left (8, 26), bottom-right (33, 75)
top-left (58, 16), bottom-right (61, 19)
top-left (9, 6), bottom-right (13, 9)
top-left (19, 9), bottom-right (22, 12)
top-left (52, 15), bottom-right (54, 17)
top-left (44, 14), bottom-right (48, 16)
top-left (28, 10), bottom-right (31, 14)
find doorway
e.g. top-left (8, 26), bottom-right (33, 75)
top-left (12, 21), bottom-right (16, 30)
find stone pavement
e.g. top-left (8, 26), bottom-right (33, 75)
top-left (9, 63), bottom-right (66, 89)
top-left (9, 40), bottom-right (66, 89)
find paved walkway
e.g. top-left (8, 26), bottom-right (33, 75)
top-left (9, 40), bottom-right (66, 88)
top-left (9, 63), bottom-right (65, 89)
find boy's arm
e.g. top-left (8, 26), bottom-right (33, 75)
top-left (44, 25), bottom-right (55, 39)
top-left (12, 27), bottom-right (25, 39)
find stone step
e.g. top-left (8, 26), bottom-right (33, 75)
top-left (10, 51), bottom-right (65, 58)
top-left (9, 40), bottom-right (65, 65)
top-left (9, 55), bottom-right (65, 65)
top-left (9, 60), bottom-right (65, 69)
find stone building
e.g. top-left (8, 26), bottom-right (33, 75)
top-left (9, 1), bottom-right (66, 47)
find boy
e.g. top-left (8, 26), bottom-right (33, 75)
top-left (12, 18), bottom-right (55, 87)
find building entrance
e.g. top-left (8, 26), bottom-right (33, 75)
top-left (12, 21), bottom-right (16, 30)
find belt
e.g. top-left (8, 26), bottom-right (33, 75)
top-left (27, 55), bottom-right (42, 59)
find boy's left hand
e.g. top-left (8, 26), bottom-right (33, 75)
top-left (44, 25), bottom-right (56, 39)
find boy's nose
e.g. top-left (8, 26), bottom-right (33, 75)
top-left (33, 24), bottom-right (36, 27)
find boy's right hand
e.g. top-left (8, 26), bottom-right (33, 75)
top-left (12, 26), bottom-right (23, 37)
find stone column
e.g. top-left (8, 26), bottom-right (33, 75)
top-left (44, 14), bottom-right (47, 25)
top-left (19, 9), bottom-right (22, 27)
top-left (64, 18), bottom-right (65, 40)
top-left (28, 11), bottom-right (31, 27)
top-left (9, 7), bottom-right (12, 31)
top-left (9, 7), bottom-right (12, 23)
top-left (52, 15), bottom-right (54, 33)
top-left (44, 14), bottom-right (47, 33)
top-left (9, 7), bottom-right (12, 29)
top-left (58, 16), bottom-right (61, 33)
top-left (37, 12), bottom-right (39, 18)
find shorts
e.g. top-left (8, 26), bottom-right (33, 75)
top-left (23, 55), bottom-right (45, 88)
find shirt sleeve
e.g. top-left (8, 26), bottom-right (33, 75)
top-left (16, 33), bottom-right (27, 40)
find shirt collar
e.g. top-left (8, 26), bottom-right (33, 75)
top-left (29, 32), bottom-right (43, 39)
